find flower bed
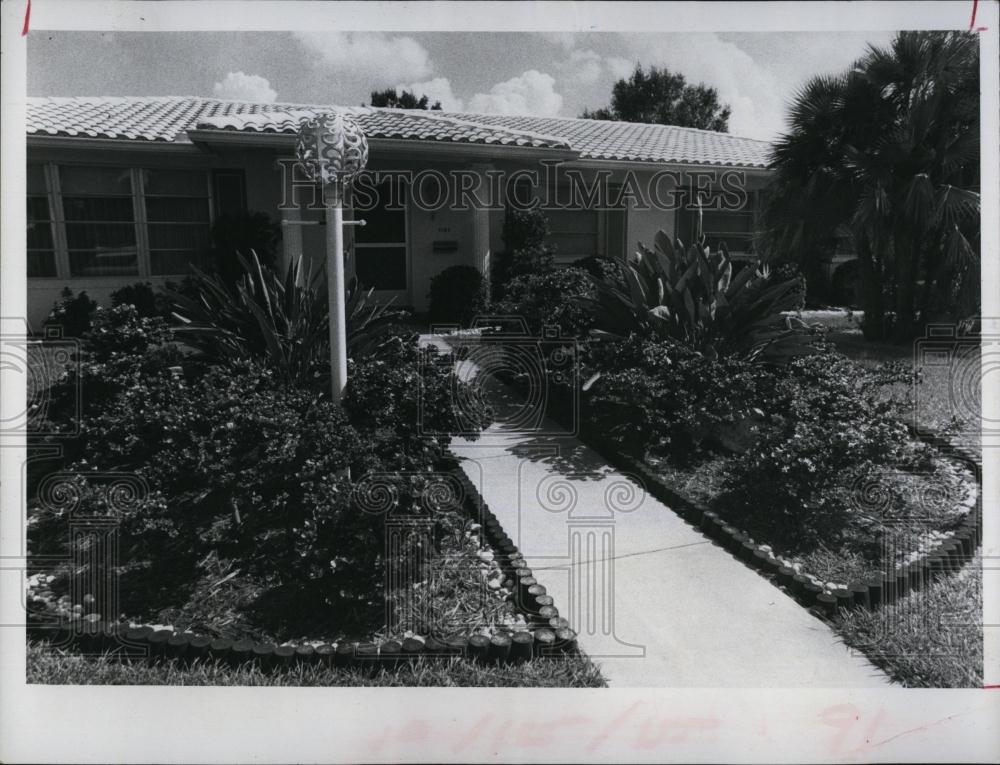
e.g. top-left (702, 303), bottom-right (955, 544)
top-left (489, 334), bottom-right (981, 620)
top-left (26, 462), bottom-right (584, 670)
top-left (25, 285), bottom-right (591, 680)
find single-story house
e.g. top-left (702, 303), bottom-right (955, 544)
top-left (25, 96), bottom-right (776, 330)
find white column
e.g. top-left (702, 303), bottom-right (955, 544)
top-left (324, 183), bottom-right (348, 402)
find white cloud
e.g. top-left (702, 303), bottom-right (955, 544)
top-left (296, 32), bottom-right (433, 82)
top-left (541, 32), bottom-right (579, 51)
top-left (467, 70), bottom-right (563, 116)
top-left (213, 71), bottom-right (277, 102)
top-left (562, 49), bottom-right (603, 85)
top-left (618, 32), bottom-right (786, 139)
top-left (396, 77), bottom-right (465, 111)
top-left (604, 56), bottom-right (635, 81)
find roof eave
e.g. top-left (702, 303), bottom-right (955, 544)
top-left (569, 157), bottom-right (772, 175)
top-left (27, 134), bottom-right (199, 152)
top-left (186, 128), bottom-right (580, 161)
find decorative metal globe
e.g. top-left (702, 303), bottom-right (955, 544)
top-left (295, 111), bottom-right (368, 186)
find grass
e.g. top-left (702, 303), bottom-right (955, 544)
top-left (26, 639), bottom-right (605, 687)
top-left (837, 556), bottom-right (983, 688)
top-left (825, 327), bottom-right (981, 442)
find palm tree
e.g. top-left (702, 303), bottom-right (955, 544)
top-left (760, 31), bottom-right (980, 341)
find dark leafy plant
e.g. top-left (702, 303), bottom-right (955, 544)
top-left (716, 350), bottom-right (922, 550)
top-left (491, 209), bottom-right (556, 299)
top-left (343, 333), bottom-right (492, 468)
top-left (582, 335), bottom-right (778, 461)
top-left (44, 288), bottom-right (97, 338)
top-left (493, 267), bottom-right (597, 338)
top-left (427, 265), bottom-right (487, 327)
top-left (211, 211), bottom-right (281, 286)
top-left (578, 227), bottom-right (816, 363)
top-left (110, 282), bottom-right (174, 320)
top-left (169, 251), bottom-right (406, 385)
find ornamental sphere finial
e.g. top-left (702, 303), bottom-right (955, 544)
top-left (295, 111), bottom-right (368, 186)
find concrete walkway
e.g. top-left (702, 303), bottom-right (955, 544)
top-left (431, 334), bottom-right (890, 687)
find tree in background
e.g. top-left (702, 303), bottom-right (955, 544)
top-left (760, 31), bottom-right (980, 341)
top-left (580, 64), bottom-right (731, 132)
top-left (369, 88), bottom-right (442, 110)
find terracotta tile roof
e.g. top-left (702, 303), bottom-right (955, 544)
top-left (456, 113), bottom-right (772, 168)
top-left (26, 96), bottom-right (771, 167)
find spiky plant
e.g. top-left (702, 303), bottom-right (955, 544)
top-left (168, 251), bottom-right (407, 386)
top-left (578, 228), bottom-right (815, 363)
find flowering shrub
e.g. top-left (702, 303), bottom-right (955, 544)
top-left (44, 288), bottom-right (97, 338)
top-left (343, 332), bottom-right (491, 468)
top-left (491, 208), bottom-right (556, 300)
top-left (492, 267), bottom-right (597, 338)
top-left (715, 350), bottom-right (921, 549)
top-left (583, 336), bottom-right (777, 461)
top-left (427, 265), bottom-right (487, 327)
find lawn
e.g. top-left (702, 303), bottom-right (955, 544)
top-left (26, 640), bottom-right (605, 687)
top-left (837, 555), bottom-right (982, 688)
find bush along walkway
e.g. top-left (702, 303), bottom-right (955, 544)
top-left (438, 336), bottom-right (891, 687)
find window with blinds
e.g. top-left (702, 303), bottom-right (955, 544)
top-left (60, 165), bottom-right (139, 277)
top-left (142, 168), bottom-right (212, 275)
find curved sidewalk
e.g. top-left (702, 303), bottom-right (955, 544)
top-left (437, 336), bottom-right (890, 687)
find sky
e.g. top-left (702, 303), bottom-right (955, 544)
top-left (27, 30), bottom-right (896, 140)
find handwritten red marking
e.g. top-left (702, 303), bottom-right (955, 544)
top-left (634, 715), bottom-right (721, 748)
top-left (984, 684), bottom-right (1000, 689)
top-left (451, 713), bottom-right (493, 753)
top-left (969, 0), bottom-right (989, 31)
top-left (21, 0), bottom-right (31, 36)
top-left (586, 700), bottom-right (642, 752)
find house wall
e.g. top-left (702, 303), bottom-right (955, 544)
top-left (25, 144), bottom-right (283, 330)
top-left (25, 141), bottom-right (771, 329)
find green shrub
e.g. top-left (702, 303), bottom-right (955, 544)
top-left (491, 209), bottom-right (556, 299)
top-left (583, 336), bottom-right (776, 461)
top-left (344, 331), bottom-right (491, 467)
top-left (491, 267), bottom-right (596, 338)
top-left (427, 265), bottom-right (487, 327)
top-left (110, 282), bottom-right (171, 320)
top-left (32, 304), bottom-right (182, 451)
top-left (579, 230), bottom-right (816, 362)
top-left (715, 350), bottom-right (921, 549)
top-left (211, 211), bottom-right (281, 286)
top-left (170, 252), bottom-right (407, 386)
top-left (41, 360), bottom-right (394, 593)
top-left (44, 288), bottom-right (97, 338)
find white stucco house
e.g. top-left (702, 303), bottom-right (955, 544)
top-left (25, 96), bottom-right (773, 330)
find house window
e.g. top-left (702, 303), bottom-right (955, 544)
top-left (548, 208), bottom-right (599, 262)
top-left (353, 179), bottom-right (407, 291)
top-left (142, 168), bottom-right (212, 275)
top-left (27, 164), bottom-right (56, 278)
top-left (26, 163), bottom-right (229, 281)
top-left (676, 189), bottom-right (759, 257)
top-left (60, 165), bottom-right (139, 277)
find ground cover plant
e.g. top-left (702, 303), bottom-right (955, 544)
top-left (495, 216), bottom-right (979, 686)
top-left (24, 258), bottom-right (607, 686)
